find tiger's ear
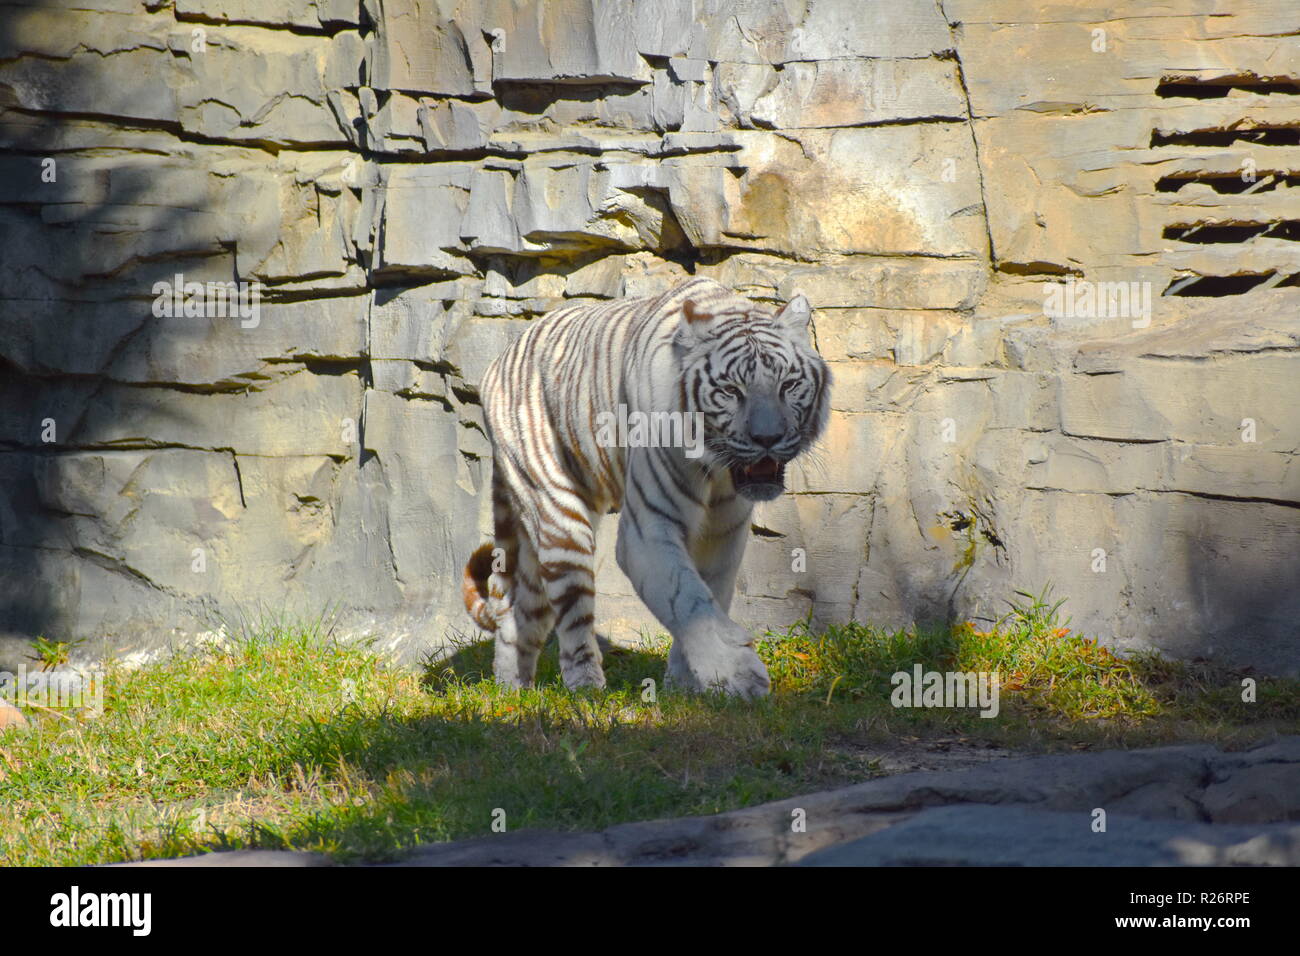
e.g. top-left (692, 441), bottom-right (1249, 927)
top-left (675, 296), bottom-right (714, 353)
top-left (775, 293), bottom-right (812, 336)
top-left (683, 297), bottom-right (710, 325)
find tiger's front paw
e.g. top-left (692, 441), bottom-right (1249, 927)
top-left (666, 620), bottom-right (770, 699)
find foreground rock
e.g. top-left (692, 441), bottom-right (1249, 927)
top-left (0, 700), bottom-right (27, 731)
top-left (798, 806), bottom-right (1300, 867)
top-left (121, 849), bottom-right (330, 868)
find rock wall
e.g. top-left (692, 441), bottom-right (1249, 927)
top-left (1, 0), bottom-right (1297, 673)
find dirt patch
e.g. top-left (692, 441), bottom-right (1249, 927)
top-left (836, 735), bottom-right (1024, 776)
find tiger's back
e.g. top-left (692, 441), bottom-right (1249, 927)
top-left (478, 294), bottom-right (647, 519)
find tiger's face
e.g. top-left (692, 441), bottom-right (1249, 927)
top-left (677, 293), bottom-right (831, 502)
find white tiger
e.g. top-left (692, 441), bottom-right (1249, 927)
top-left (462, 277), bottom-right (831, 698)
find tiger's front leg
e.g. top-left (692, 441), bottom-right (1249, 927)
top-left (616, 453), bottom-right (770, 699)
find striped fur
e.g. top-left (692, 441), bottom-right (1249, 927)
top-left (463, 277), bottom-right (830, 697)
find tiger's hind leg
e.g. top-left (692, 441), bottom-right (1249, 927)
top-left (483, 387), bottom-right (604, 691)
top-left (545, 632), bottom-right (614, 653)
top-left (488, 470), bottom-right (554, 688)
top-left (532, 503), bottom-right (606, 691)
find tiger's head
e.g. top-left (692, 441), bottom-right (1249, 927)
top-left (675, 289), bottom-right (831, 502)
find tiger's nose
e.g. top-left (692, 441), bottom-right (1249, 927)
top-left (748, 400), bottom-right (784, 448)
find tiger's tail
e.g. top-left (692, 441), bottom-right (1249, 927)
top-left (462, 543), bottom-right (498, 632)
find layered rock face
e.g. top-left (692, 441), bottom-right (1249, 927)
top-left (1, 0), bottom-right (1296, 673)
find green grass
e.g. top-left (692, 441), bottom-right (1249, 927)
top-left (27, 635), bottom-right (85, 670)
top-left (1, 594), bottom-right (1295, 866)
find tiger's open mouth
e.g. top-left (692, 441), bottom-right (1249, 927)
top-left (730, 456), bottom-right (787, 501)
